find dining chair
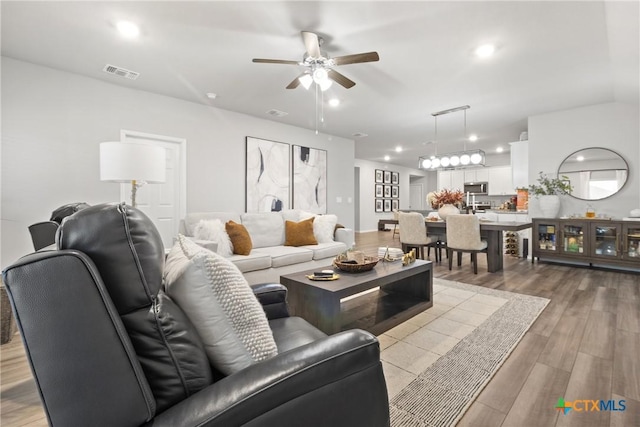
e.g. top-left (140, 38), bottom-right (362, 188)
top-left (392, 210), bottom-right (400, 239)
top-left (398, 212), bottom-right (441, 261)
top-left (445, 214), bottom-right (488, 274)
top-left (28, 221), bottom-right (59, 251)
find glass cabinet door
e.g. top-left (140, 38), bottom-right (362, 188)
top-left (592, 224), bottom-right (620, 258)
top-left (623, 224), bottom-right (640, 261)
top-left (561, 223), bottom-right (585, 254)
top-left (536, 222), bottom-right (558, 253)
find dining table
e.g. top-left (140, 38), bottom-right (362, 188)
top-left (424, 220), bottom-right (532, 273)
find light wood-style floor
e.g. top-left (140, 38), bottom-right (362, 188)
top-left (1, 230), bottom-right (639, 426)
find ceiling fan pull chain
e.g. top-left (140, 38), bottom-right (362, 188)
top-left (315, 84), bottom-right (319, 135)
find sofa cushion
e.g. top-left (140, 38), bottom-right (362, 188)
top-left (226, 221), bottom-right (252, 255)
top-left (285, 217), bottom-right (318, 247)
top-left (229, 252), bottom-right (272, 273)
top-left (280, 209), bottom-right (302, 223)
top-left (301, 241), bottom-right (348, 260)
top-left (184, 212), bottom-right (241, 236)
top-left (193, 219), bottom-right (233, 257)
top-left (241, 212), bottom-right (285, 248)
top-left (164, 236), bottom-right (278, 376)
top-left (253, 246), bottom-right (314, 268)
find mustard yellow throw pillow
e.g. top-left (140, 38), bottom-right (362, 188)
top-left (285, 217), bottom-right (318, 247)
top-left (225, 221), bottom-right (252, 255)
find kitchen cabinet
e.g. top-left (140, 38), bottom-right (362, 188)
top-left (464, 168), bottom-right (489, 183)
top-left (437, 170), bottom-right (464, 191)
top-left (488, 166), bottom-right (514, 195)
top-left (532, 218), bottom-right (640, 271)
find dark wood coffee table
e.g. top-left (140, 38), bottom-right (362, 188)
top-left (280, 259), bottom-right (433, 335)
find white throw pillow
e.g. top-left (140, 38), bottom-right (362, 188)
top-left (299, 212), bottom-right (337, 243)
top-left (193, 219), bottom-right (233, 257)
top-left (164, 235), bottom-right (278, 375)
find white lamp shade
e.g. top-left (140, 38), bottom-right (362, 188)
top-left (100, 142), bottom-right (166, 183)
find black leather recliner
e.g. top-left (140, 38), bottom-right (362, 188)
top-left (3, 203), bottom-right (390, 427)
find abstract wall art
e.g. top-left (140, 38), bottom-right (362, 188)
top-left (292, 145), bottom-right (327, 213)
top-left (246, 136), bottom-right (290, 212)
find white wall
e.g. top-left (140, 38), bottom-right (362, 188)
top-left (528, 102), bottom-right (639, 218)
top-left (1, 58), bottom-right (355, 268)
top-left (353, 159), bottom-right (428, 232)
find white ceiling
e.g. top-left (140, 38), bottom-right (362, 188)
top-left (2, 1), bottom-right (638, 169)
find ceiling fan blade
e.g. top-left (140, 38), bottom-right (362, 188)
top-left (286, 75), bottom-right (303, 89)
top-left (301, 31), bottom-right (321, 58)
top-left (252, 58), bottom-right (300, 65)
top-left (327, 69), bottom-right (356, 89)
top-left (332, 51), bottom-right (380, 66)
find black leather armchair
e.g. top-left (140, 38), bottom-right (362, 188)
top-left (3, 203), bottom-right (390, 427)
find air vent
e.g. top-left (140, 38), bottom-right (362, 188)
top-left (266, 109), bottom-right (288, 117)
top-left (352, 132), bottom-right (368, 138)
top-left (103, 64), bottom-right (140, 80)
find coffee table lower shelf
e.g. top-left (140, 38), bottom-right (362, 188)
top-left (280, 260), bottom-right (433, 335)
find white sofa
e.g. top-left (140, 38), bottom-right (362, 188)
top-left (180, 210), bottom-right (355, 285)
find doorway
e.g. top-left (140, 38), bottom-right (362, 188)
top-left (120, 130), bottom-right (187, 249)
top-left (410, 184), bottom-right (423, 210)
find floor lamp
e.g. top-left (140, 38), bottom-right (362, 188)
top-left (100, 141), bottom-right (166, 207)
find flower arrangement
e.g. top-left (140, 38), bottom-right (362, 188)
top-left (528, 171), bottom-right (573, 196)
top-left (427, 188), bottom-right (464, 209)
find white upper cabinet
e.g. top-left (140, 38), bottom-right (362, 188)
top-left (510, 141), bottom-right (529, 189)
top-left (464, 168), bottom-right (489, 183)
top-left (438, 170), bottom-right (465, 191)
top-left (488, 166), bottom-right (515, 195)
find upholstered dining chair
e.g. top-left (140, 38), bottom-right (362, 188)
top-left (28, 221), bottom-right (59, 251)
top-left (445, 214), bottom-right (488, 274)
top-left (398, 212), bottom-right (441, 261)
top-left (392, 210), bottom-right (400, 239)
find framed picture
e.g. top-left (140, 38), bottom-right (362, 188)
top-left (391, 172), bottom-right (399, 185)
top-left (392, 199), bottom-right (399, 211)
top-left (292, 145), bottom-right (327, 213)
top-left (246, 136), bottom-right (290, 212)
top-left (375, 199), bottom-right (383, 212)
top-left (392, 186), bottom-right (399, 198)
top-left (383, 199), bottom-right (392, 212)
top-left (375, 169), bottom-right (384, 183)
top-left (375, 184), bottom-right (383, 198)
top-left (384, 185), bottom-right (391, 198)
top-left (383, 170), bottom-right (391, 183)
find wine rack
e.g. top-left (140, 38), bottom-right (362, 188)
top-left (504, 231), bottom-right (519, 257)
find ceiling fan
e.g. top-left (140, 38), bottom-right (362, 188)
top-left (252, 31), bottom-right (379, 90)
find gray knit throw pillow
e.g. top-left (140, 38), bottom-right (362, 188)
top-left (164, 235), bottom-right (277, 375)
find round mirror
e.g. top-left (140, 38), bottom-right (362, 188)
top-left (557, 148), bottom-right (628, 200)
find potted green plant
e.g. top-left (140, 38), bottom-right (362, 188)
top-left (528, 172), bottom-right (573, 218)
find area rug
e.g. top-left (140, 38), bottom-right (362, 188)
top-left (389, 278), bottom-right (550, 427)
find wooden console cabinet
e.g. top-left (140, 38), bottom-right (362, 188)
top-left (532, 218), bottom-right (640, 271)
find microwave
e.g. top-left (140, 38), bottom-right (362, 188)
top-left (464, 182), bottom-right (488, 195)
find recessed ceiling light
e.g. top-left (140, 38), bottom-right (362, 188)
top-left (475, 44), bottom-right (495, 58)
top-left (206, 92), bottom-right (217, 99)
top-left (384, 155), bottom-right (390, 161)
top-left (395, 146), bottom-right (402, 153)
top-left (496, 146), bottom-right (504, 153)
top-left (116, 21), bottom-right (140, 39)
top-left (468, 134), bottom-right (478, 142)
top-left (352, 132), bottom-right (368, 138)
top-left (577, 155), bottom-right (585, 161)
top-left (328, 98), bottom-right (340, 107)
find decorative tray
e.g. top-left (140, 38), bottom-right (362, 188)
top-left (306, 274), bottom-right (340, 281)
top-left (333, 256), bottom-right (379, 273)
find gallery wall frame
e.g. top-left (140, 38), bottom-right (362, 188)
top-left (383, 171), bottom-right (391, 184)
top-left (292, 145), bottom-right (327, 213)
top-left (392, 186), bottom-right (399, 198)
top-left (375, 199), bottom-right (383, 212)
top-left (391, 172), bottom-right (399, 185)
top-left (383, 199), bottom-right (391, 212)
top-left (375, 184), bottom-right (383, 198)
top-left (375, 169), bottom-right (384, 183)
top-left (384, 185), bottom-right (391, 198)
top-left (392, 199), bottom-right (399, 211)
top-left (246, 136), bottom-right (290, 212)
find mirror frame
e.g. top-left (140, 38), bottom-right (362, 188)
top-left (557, 147), bottom-right (629, 201)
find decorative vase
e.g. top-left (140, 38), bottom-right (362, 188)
top-left (536, 195), bottom-right (561, 218)
top-left (438, 204), bottom-right (460, 221)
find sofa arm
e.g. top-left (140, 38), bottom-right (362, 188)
top-left (334, 227), bottom-right (355, 248)
top-left (150, 329), bottom-right (390, 427)
top-left (250, 283), bottom-right (290, 319)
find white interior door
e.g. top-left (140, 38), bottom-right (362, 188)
top-left (120, 130), bottom-right (186, 249)
top-left (410, 184), bottom-right (423, 210)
